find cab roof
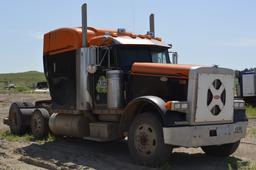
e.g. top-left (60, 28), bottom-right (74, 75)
top-left (43, 27), bottom-right (170, 55)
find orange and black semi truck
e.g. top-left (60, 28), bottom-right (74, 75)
top-left (4, 4), bottom-right (248, 166)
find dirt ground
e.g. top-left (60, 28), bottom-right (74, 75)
top-left (0, 93), bottom-right (256, 170)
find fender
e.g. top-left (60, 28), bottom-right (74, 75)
top-left (119, 96), bottom-right (167, 132)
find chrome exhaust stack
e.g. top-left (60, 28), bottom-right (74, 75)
top-left (82, 3), bottom-right (87, 47)
top-left (76, 3), bottom-right (91, 110)
top-left (149, 13), bottom-right (155, 37)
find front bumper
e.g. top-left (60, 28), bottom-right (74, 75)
top-left (163, 121), bottom-right (247, 147)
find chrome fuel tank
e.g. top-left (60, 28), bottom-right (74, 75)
top-left (107, 70), bottom-right (124, 109)
top-left (49, 113), bottom-right (90, 137)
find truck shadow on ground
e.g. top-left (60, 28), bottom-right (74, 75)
top-left (18, 138), bottom-right (246, 170)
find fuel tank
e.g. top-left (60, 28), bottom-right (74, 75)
top-left (49, 113), bottom-right (90, 138)
top-left (107, 70), bottom-right (124, 109)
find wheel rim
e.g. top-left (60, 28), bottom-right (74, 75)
top-left (134, 123), bottom-right (157, 157)
top-left (32, 112), bottom-right (44, 136)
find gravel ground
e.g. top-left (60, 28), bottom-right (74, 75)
top-left (0, 93), bottom-right (255, 170)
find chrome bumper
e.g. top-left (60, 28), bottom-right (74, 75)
top-left (163, 121), bottom-right (247, 147)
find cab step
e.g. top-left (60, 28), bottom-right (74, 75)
top-left (84, 122), bottom-right (120, 142)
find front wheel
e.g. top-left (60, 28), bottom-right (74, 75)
top-left (201, 141), bottom-right (240, 157)
top-left (128, 112), bottom-right (171, 166)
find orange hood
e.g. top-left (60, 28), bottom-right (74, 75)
top-left (131, 63), bottom-right (200, 79)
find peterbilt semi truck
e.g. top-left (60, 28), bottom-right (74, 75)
top-left (4, 4), bottom-right (248, 166)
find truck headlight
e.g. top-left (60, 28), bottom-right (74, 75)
top-left (165, 101), bottom-right (188, 112)
top-left (234, 100), bottom-right (245, 109)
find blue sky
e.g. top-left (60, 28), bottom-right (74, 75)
top-left (0, 0), bottom-right (256, 73)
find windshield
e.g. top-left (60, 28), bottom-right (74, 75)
top-left (152, 51), bottom-right (169, 63)
top-left (114, 45), bottom-right (170, 69)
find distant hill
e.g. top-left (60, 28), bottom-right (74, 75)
top-left (0, 71), bottom-right (46, 89)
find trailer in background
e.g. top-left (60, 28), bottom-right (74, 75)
top-left (236, 71), bottom-right (256, 106)
top-left (34, 81), bottom-right (49, 93)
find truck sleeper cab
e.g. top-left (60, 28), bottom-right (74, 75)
top-left (4, 4), bottom-right (248, 167)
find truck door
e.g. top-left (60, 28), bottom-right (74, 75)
top-left (90, 47), bottom-right (112, 109)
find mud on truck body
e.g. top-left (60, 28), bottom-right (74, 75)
top-left (4, 4), bottom-right (248, 166)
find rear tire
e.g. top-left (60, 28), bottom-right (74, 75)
top-left (31, 109), bottom-right (50, 139)
top-left (8, 103), bottom-right (26, 135)
top-left (201, 141), bottom-right (240, 157)
top-left (128, 112), bottom-right (171, 166)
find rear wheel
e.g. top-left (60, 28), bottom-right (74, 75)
top-left (8, 103), bottom-right (26, 135)
top-left (128, 112), bottom-right (171, 166)
top-left (31, 109), bottom-right (49, 139)
top-left (201, 141), bottom-right (240, 156)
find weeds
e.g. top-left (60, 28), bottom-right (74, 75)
top-left (246, 105), bottom-right (256, 118)
top-left (0, 130), bottom-right (56, 143)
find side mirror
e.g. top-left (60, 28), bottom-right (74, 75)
top-left (172, 52), bottom-right (178, 64)
top-left (87, 65), bottom-right (97, 74)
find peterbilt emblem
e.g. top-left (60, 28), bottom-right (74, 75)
top-left (213, 95), bottom-right (220, 100)
top-left (207, 79), bottom-right (226, 116)
top-left (160, 77), bottom-right (168, 82)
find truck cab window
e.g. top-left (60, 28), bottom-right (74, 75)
top-left (115, 45), bottom-right (170, 70)
top-left (152, 51), bottom-right (168, 63)
top-left (97, 47), bottom-right (116, 68)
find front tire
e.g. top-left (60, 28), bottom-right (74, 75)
top-left (128, 112), bottom-right (171, 166)
top-left (201, 141), bottom-right (240, 157)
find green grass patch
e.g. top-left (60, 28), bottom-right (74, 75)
top-left (160, 158), bottom-right (256, 170)
top-left (0, 71), bottom-right (46, 92)
top-left (227, 157), bottom-right (254, 170)
top-left (0, 130), bottom-right (32, 142)
top-left (246, 105), bottom-right (256, 118)
top-left (227, 160), bottom-right (256, 170)
top-left (10, 86), bottom-right (33, 93)
top-left (0, 130), bottom-right (56, 143)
